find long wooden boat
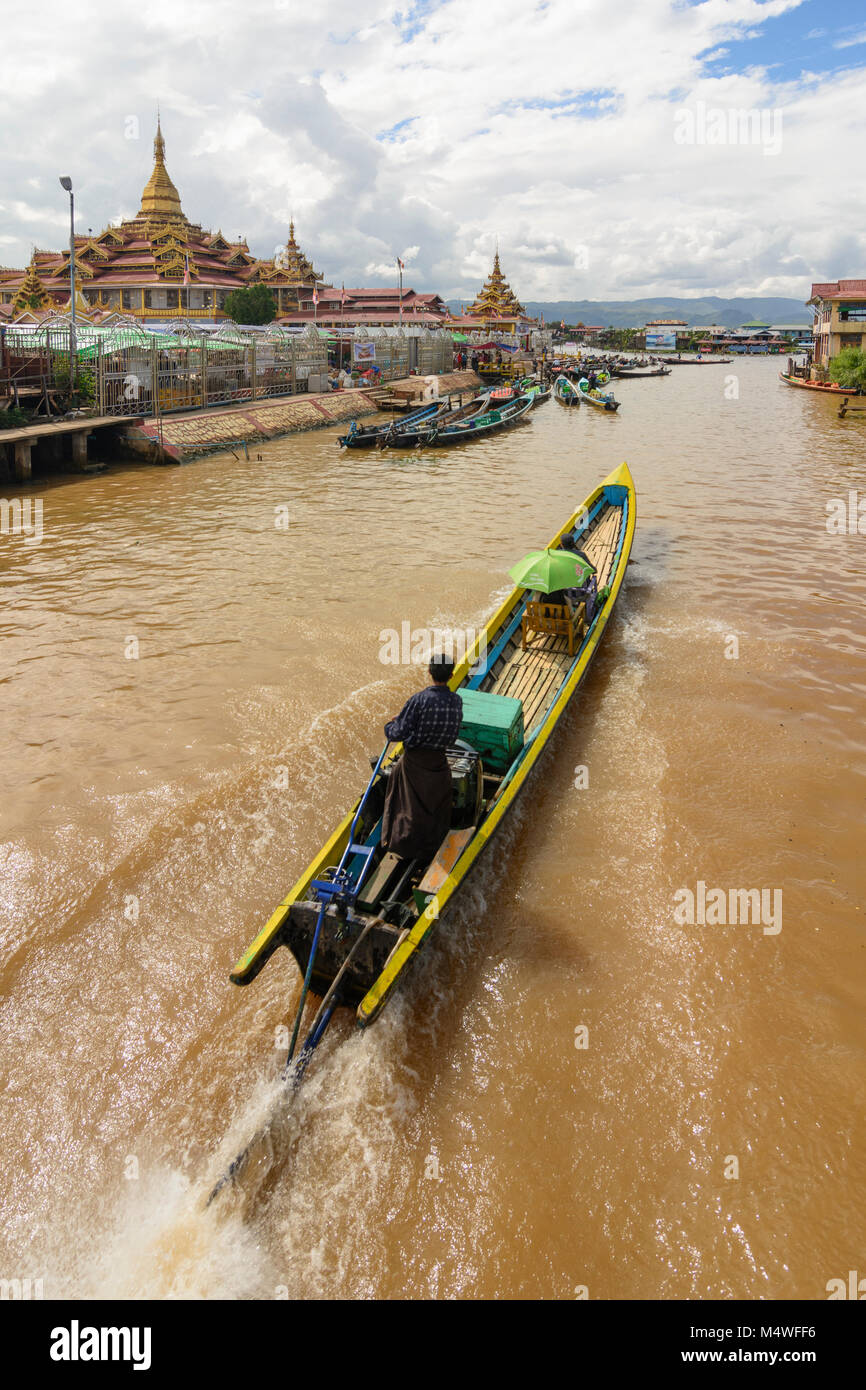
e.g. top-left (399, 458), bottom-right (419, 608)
top-left (380, 393), bottom-right (491, 447)
top-left (779, 372), bottom-right (856, 395)
top-left (578, 380), bottom-right (621, 411)
top-left (614, 366), bottom-right (671, 378)
top-left (553, 374), bottom-right (580, 405)
top-left (656, 356), bottom-right (731, 365)
top-left (527, 384), bottom-right (552, 405)
top-left (425, 391), bottom-right (535, 445)
top-left (229, 463), bottom-right (636, 1034)
top-left (338, 399), bottom-right (448, 448)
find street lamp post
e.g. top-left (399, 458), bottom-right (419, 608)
top-left (59, 177), bottom-right (75, 398)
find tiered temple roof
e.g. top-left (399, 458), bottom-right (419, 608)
top-left (466, 251), bottom-right (525, 320)
top-left (11, 256), bottom-right (51, 315)
top-left (0, 121), bottom-right (331, 321)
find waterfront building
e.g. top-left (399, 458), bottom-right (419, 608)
top-left (808, 279), bottom-right (866, 369)
top-left (276, 285), bottom-right (449, 329)
top-left (644, 319), bottom-right (689, 350)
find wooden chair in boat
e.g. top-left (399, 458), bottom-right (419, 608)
top-left (521, 600), bottom-right (586, 656)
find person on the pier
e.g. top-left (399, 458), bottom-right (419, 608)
top-left (381, 654), bottom-right (463, 861)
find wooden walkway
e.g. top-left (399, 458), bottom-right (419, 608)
top-left (0, 415), bottom-right (120, 445)
top-left (490, 504), bottom-right (624, 732)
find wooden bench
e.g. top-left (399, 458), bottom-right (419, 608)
top-left (521, 600), bottom-right (586, 656)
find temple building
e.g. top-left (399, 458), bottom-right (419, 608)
top-left (445, 250), bottom-right (534, 340)
top-left (0, 120), bottom-right (329, 323)
top-left (467, 251), bottom-right (525, 322)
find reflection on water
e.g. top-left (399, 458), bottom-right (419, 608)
top-left (1, 359), bottom-right (864, 1298)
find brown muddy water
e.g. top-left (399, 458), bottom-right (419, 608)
top-left (1, 357), bottom-right (864, 1300)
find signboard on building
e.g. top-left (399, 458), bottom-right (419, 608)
top-left (353, 342), bottom-right (376, 363)
top-left (646, 330), bottom-right (677, 350)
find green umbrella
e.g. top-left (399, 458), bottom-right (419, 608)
top-left (508, 548), bottom-right (594, 592)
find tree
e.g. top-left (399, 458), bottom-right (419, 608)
top-left (829, 346), bottom-right (866, 392)
top-left (223, 283), bottom-right (277, 325)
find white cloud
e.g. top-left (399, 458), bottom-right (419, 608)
top-left (0, 0), bottom-right (862, 303)
top-left (834, 30), bottom-right (866, 49)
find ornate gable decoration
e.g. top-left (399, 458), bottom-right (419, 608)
top-left (158, 256), bottom-right (185, 279)
top-left (58, 252), bottom-right (96, 280)
top-left (79, 240), bottom-right (111, 262)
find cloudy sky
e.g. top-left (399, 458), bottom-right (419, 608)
top-left (1, 0), bottom-right (864, 303)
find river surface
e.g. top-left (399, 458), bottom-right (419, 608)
top-left (1, 357), bottom-right (864, 1300)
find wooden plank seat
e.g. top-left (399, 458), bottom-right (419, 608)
top-left (521, 600), bottom-right (586, 656)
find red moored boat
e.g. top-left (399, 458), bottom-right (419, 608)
top-left (779, 372), bottom-right (857, 395)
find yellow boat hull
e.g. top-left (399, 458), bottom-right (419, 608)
top-left (230, 461), bottom-right (637, 1029)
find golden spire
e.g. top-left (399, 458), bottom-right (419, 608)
top-left (138, 116), bottom-right (185, 223)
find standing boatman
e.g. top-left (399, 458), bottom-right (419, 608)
top-left (381, 655), bottom-right (463, 860)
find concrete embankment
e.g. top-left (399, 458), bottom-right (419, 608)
top-left (122, 371), bottom-right (483, 462)
top-left (122, 388), bottom-right (378, 463)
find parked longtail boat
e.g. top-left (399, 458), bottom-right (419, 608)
top-left (614, 366), bottom-right (671, 378)
top-left (424, 391), bottom-right (535, 445)
top-left (553, 374), bottom-right (581, 405)
top-left (526, 383), bottom-right (552, 405)
top-left (338, 399), bottom-right (449, 448)
top-left (779, 372), bottom-right (857, 395)
top-left (378, 393), bottom-right (491, 447)
top-left (209, 462), bottom-right (636, 1202)
top-left (578, 379), bottom-right (621, 412)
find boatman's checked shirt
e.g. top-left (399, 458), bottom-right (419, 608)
top-left (385, 684), bottom-right (463, 749)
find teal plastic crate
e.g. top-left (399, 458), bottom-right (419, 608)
top-left (458, 688), bottom-right (524, 772)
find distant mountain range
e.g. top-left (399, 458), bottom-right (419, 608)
top-left (448, 296), bottom-right (812, 329)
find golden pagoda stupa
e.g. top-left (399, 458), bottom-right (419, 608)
top-left (136, 117), bottom-right (187, 226)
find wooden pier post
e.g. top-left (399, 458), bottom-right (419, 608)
top-left (70, 431), bottom-right (90, 471)
top-left (13, 440), bottom-right (32, 481)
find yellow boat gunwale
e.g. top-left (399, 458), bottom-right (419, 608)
top-left (230, 461), bottom-right (636, 1022)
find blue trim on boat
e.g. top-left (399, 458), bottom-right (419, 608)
top-left (573, 495), bottom-right (606, 541)
top-left (466, 603), bottom-right (527, 689)
top-left (346, 818), bottom-right (383, 879)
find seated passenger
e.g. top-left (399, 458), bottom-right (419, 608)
top-left (557, 534), bottom-right (598, 622)
top-left (541, 588), bottom-right (572, 609)
top-left (381, 655), bottom-right (463, 860)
